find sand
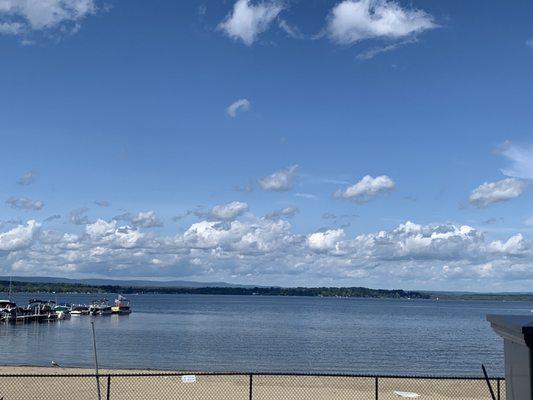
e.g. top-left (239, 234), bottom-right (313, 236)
top-left (0, 366), bottom-right (504, 400)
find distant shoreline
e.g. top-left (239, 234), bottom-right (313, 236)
top-left (0, 280), bottom-right (427, 299)
top-left (2, 279), bottom-right (533, 301)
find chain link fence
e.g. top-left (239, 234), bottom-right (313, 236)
top-left (0, 372), bottom-right (504, 400)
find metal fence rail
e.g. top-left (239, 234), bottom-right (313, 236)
top-left (0, 372), bottom-right (505, 400)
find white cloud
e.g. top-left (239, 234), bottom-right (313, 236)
top-left (265, 206), bottom-right (298, 220)
top-left (308, 229), bottom-right (345, 251)
top-left (259, 164), bottom-right (299, 192)
top-left (0, 0), bottom-right (99, 39)
top-left (182, 217), bottom-right (295, 254)
top-left (334, 175), bottom-right (395, 202)
top-left (1, 216), bottom-right (533, 290)
top-left (86, 219), bottom-right (145, 249)
top-left (131, 210), bottom-right (163, 228)
top-left (210, 201), bottom-right (249, 221)
top-left (219, 0), bottom-right (283, 45)
top-left (325, 0), bottom-right (436, 45)
top-left (489, 234), bottom-right (525, 254)
top-left (0, 220), bottom-right (40, 251)
top-left (86, 218), bottom-right (117, 238)
top-left (500, 143), bottom-right (533, 180)
top-left (6, 196), bottom-right (44, 210)
top-left (469, 178), bottom-right (526, 208)
top-left (226, 98), bottom-right (251, 117)
top-left (18, 170), bottom-right (37, 185)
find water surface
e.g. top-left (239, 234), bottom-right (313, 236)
top-left (1, 293), bottom-right (530, 376)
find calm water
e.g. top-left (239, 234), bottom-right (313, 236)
top-left (1, 293), bottom-right (531, 376)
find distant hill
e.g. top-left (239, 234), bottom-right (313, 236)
top-left (0, 276), bottom-right (251, 288)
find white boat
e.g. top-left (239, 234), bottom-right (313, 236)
top-left (70, 305), bottom-right (89, 316)
top-left (0, 300), bottom-right (17, 312)
top-left (89, 299), bottom-right (112, 315)
top-left (54, 304), bottom-right (71, 319)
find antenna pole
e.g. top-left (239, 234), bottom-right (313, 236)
top-left (91, 322), bottom-right (102, 400)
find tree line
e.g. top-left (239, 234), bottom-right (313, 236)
top-left (0, 280), bottom-right (430, 299)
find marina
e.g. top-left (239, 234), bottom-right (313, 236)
top-left (0, 296), bottom-right (132, 323)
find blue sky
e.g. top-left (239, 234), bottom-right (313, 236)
top-left (0, 0), bottom-right (532, 291)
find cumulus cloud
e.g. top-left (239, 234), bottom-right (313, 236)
top-left (308, 229), bottom-right (345, 251)
top-left (469, 178), bottom-right (526, 208)
top-left (182, 217), bottom-right (295, 254)
top-left (18, 170), bottom-right (37, 185)
top-left (259, 164), bottom-right (299, 192)
top-left (131, 211), bottom-right (163, 228)
top-left (334, 175), bottom-right (395, 203)
top-left (325, 0), bottom-right (436, 45)
top-left (210, 201), bottom-right (249, 221)
top-left (85, 219), bottom-right (145, 248)
top-left (0, 0), bottom-right (99, 39)
top-left (227, 98), bottom-right (251, 117)
top-left (219, 0), bottom-right (283, 45)
top-left (265, 206), bottom-right (298, 220)
top-left (1, 215), bottom-right (533, 290)
top-left (6, 196), bottom-right (44, 210)
top-left (489, 233), bottom-right (525, 254)
top-left (500, 143), bottom-right (533, 180)
top-left (0, 220), bottom-right (40, 251)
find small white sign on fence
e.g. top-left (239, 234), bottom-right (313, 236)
top-left (181, 375), bottom-right (197, 383)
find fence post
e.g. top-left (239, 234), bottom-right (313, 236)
top-left (497, 378), bottom-right (500, 400)
top-left (106, 375), bottom-right (111, 400)
top-left (375, 376), bottom-right (378, 400)
top-left (249, 373), bottom-right (253, 400)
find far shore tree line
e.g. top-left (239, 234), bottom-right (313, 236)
top-left (2, 280), bottom-right (533, 300)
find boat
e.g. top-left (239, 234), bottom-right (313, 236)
top-left (111, 295), bottom-right (132, 315)
top-left (0, 300), bottom-right (17, 312)
top-left (89, 299), bottom-right (112, 315)
top-left (70, 305), bottom-right (90, 316)
top-left (54, 304), bottom-right (71, 320)
top-left (0, 300), bottom-right (22, 322)
top-left (27, 299), bottom-right (58, 321)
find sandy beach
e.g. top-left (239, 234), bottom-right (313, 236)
top-left (0, 365), bottom-right (502, 400)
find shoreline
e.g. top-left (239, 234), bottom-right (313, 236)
top-left (0, 365), bottom-right (501, 379)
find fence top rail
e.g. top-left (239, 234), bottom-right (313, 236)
top-left (0, 371), bottom-right (505, 380)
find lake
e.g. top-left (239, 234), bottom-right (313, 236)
top-left (1, 293), bottom-right (530, 376)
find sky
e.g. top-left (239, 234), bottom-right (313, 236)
top-left (0, 0), bottom-right (533, 291)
